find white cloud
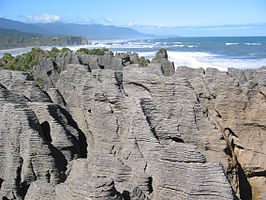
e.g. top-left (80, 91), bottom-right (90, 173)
top-left (128, 22), bottom-right (133, 26)
top-left (105, 18), bottom-right (113, 23)
top-left (0, 13), bottom-right (5, 18)
top-left (20, 13), bottom-right (61, 23)
top-left (190, 26), bottom-right (252, 31)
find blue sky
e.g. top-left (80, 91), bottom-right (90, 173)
top-left (0, 0), bottom-right (266, 36)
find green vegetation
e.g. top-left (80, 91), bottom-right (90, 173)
top-left (0, 47), bottom-right (47, 74)
top-left (0, 47), bottom-right (112, 76)
top-left (151, 57), bottom-right (159, 62)
top-left (0, 47), bottom-right (70, 89)
top-left (35, 77), bottom-right (45, 89)
top-left (61, 47), bottom-right (71, 53)
top-left (53, 62), bottom-right (61, 74)
top-left (0, 47), bottom-right (70, 74)
top-left (158, 48), bottom-right (166, 53)
top-left (48, 47), bottom-right (61, 58)
top-left (0, 28), bottom-right (86, 50)
top-left (139, 57), bottom-right (149, 67)
top-left (77, 47), bottom-right (109, 55)
top-left (130, 60), bottom-right (136, 64)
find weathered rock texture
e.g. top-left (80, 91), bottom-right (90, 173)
top-left (0, 71), bottom-right (84, 199)
top-left (176, 66), bottom-right (266, 200)
top-left (0, 50), bottom-right (265, 200)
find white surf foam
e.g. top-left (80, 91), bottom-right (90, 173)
top-left (174, 44), bottom-right (185, 47)
top-left (245, 43), bottom-right (261, 46)
top-left (138, 52), bottom-right (155, 58)
top-left (0, 47), bottom-right (33, 57)
top-left (139, 51), bottom-right (266, 71)
top-left (167, 51), bottom-right (266, 71)
top-left (225, 43), bottom-right (239, 46)
top-left (1, 40), bottom-right (265, 72)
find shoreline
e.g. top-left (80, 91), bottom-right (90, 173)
top-left (1, 37), bottom-right (265, 71)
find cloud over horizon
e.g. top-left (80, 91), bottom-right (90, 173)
top-left (18, 14), bottom-right (116, 25)
top-left (19, 13), bottom-right (61, 23)
top-left (131, 23), bottom-right (266, 36)
top-left (104, 18), bottom-right (113, 23)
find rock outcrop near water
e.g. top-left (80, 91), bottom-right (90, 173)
top-left (0, 49), bottom-right (265, 200)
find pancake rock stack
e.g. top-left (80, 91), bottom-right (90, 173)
top-left (0, 49), bottom-right (265, 200)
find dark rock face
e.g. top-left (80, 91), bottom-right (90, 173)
top-left (0, 50), bottom-right (265, 200)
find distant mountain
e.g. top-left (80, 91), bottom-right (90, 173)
top-left (34, 23), bottom-right (152, 39)
top-left (0, 28), bottom-right (40, 37)
top-left (0, 18), bottom-right (153, 39)
top-left (0, 28), bottom-right (86, 49)
top-left (0, 18), bottom-right (50, 35)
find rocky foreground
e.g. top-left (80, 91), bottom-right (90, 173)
top-left (0, 49), bottom-right (265, 200)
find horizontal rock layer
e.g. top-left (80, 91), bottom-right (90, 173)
top-left (1, 50), bottom-right (265, 200)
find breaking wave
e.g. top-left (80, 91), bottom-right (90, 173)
top-left (139, 51), bottom-right (266, 71)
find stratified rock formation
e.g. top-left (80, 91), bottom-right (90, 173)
top-left (0, 49), bottom-right (265, 200)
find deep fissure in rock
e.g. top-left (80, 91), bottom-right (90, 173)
top-left (121, 190), bottom-right (130, 200)
top-left (171, 137), bottom-right (184, 143)
top-left (41, 121), bottom-right (52, 142)
top-left (15, 157), bottom-right (30, 199)
top-left (99, 64), bottom-right (105, 69)
top-left (227, 136), bottom-right (252, 200)
top-left (148, 176), bottom-right (154, 194)
top-left (223, 146), bottom-right (233, 157)
top-left (114, 72), bottom-right (124, 93)
top-left (0, 178), bottom-right (3, 189)
top-left (215, 109), bottom-right (222, 118)
top-left (59, 107), bottom-right (88, 158)
top-left (248, 170), bottom-right (266, 178)
top-left (140, 99), bottom-right (159, 141)
top-left (238, 163), bottom-right (252, 200)
top-left (47, 70), bottom-right (52, 76)
top-left (225, 128), bottom-right (238, 138)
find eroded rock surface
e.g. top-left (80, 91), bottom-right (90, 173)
top-left (0, 71), bottom-right (85, 199)
top-left (1, 50), bottom-right (265, 200)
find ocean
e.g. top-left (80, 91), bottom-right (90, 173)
top-left (1, 36), bottom-right (266, 71)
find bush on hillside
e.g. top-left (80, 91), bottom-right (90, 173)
top-left (77, 47), bottom-right (109, 55)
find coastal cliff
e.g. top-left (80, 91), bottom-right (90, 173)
top-left (0, 28), bottom-right (88, 50)
top-left (0, 48), bottom-right (265, 200)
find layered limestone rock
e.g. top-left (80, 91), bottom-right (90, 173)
top-left (151, 48), bottom-right (175, 76)
top-left (33, 50), bottom-right (129, 90)
top-left (0, 49), bottom-right (265, 200)
top-left (0, 70), bottom-right (51, 102)
top-left (53, 64), bottom-right (235, 200)
top-left (55, 177), bottom-right (124, 200)
top-left (24, 181), bottom-right (55, 200)
top-left (0, 102), bottom-right (61, 199)
top-left (0, 72), bottom-right (86, 200)
top-left (176, 66), bottom-right (266, 200)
